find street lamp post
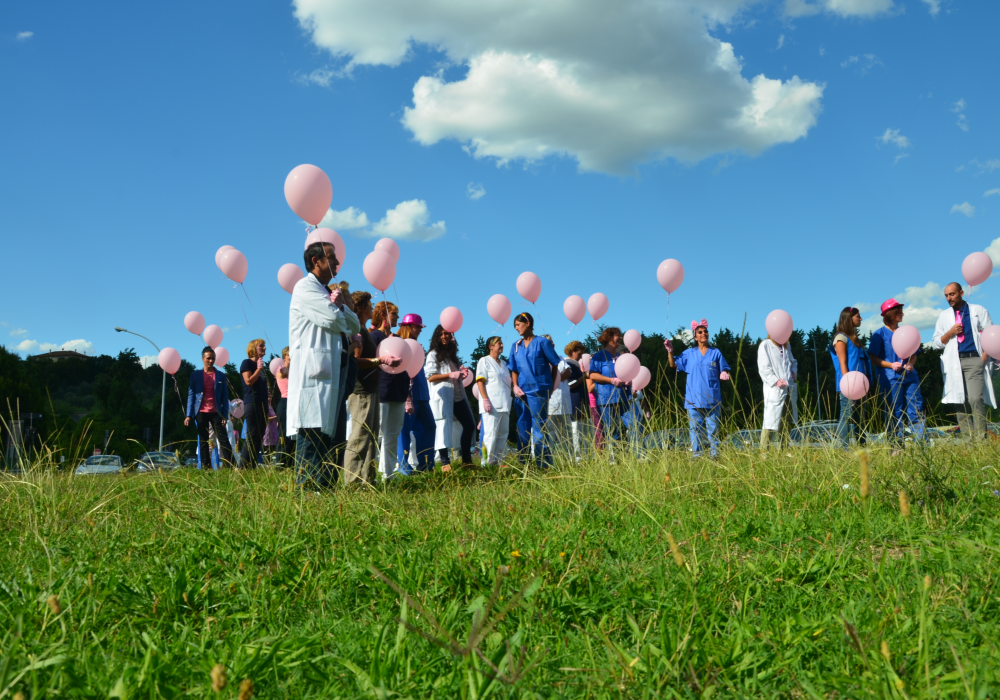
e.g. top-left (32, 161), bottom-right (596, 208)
top-left (115, 327), bottom-right (166, 451)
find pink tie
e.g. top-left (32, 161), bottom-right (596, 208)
top-left (955, 309), bottom-right (965, 344)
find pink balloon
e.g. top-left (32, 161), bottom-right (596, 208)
top-left (284, 164), bottom-right (333, 226)
top-left (404, 339), bottom-right (425, 378)
top-left (891, 324), bottom-right (921, 360)
top-left (214, 346), bottom-right (230, 366)
top-left (623, 329), bottom-right (641, 353)
top-left (516, 271), bottom-right (542, 303)
top-left (615, 353), bottom-right (641, 383)
top-left (981, 326), bottom-right (1000, 359)
top-left (268, 357), bottom-right (284, 376)
top-left (657, 259), bottom-right (685, 294)
top-left (962, 252), bottom-right (993, 287)
top-left (230, 399), bottom-right (244, 420)
top-left (765, 310), bottom-right (793, 345)
top-left (277, 263), bottom-right (305, 294)
top-left (363, 250), bottom-right (396, 291)
top-left (375, 238), bottom-right (400, 263)
top-left (215, 245), bottom-right (234, 270)
top-left (564, 295), bottom-right (586, 325)
top-left (580, 353), bottom-right (592, 372)
top-left (632, 366), bottom-right (651, 392)
top-left (440, 306), bottom-right (463, 333)
top-left (203, 325), bottom-right (223, 348)
top-left (839, 371), bottom-right (870, 400)
top-left (158, 347), bottom-right (181, 375)
top-left (487, 294), bottom-right (512, 325)
top-left (220, 248), bottom-right (248, 284)
top-left (376, 336), bottom-right (412, 375)
top-left (472, 383), bottom-right (481, 400)
top-left (587, 293), bottom-right (609, 321)
top-left (463, 369), bottom-right (474, 388)
top-left (305, 228), bottom-right (346, 272)
top-left (184, 311), bottom-right (205, 335)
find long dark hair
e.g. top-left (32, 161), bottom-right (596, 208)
top-left (429, 324), bottom-right (460, 366)
top-left (835, 307), bottom-right (864, 348)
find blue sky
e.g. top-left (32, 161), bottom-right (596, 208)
top-left (2, 0), bottom-right (999, 368)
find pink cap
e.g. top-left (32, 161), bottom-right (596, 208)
top-left (880, 298), bottom-right (903, 315)
top-left (399, 313), bottom-right (425, 328)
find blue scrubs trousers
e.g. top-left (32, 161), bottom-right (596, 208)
top-left (887, 380), bottom-right (925, 445)
top-left (516, 390), bottom-right (552, 467)
top-left (687, 406), bottom-right (721, 457)
top-left (597, 401), bottom-right (626, 442)
top-left (398, 400), bottom-right (436, 474)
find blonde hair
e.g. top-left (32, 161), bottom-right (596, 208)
top-left (398, 324), bottom-right (419, 340)
top-left (246, 338), bottom-right (265, 359)
top-left (485, 336), bottom-right (502, 350)
top-left (565, 340), bottom-right (586, 355)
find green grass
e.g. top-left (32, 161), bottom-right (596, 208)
top-left (1, 442), bottom-right (999, 699)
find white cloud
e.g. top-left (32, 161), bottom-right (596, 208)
top-left (818, 46), bottom-right (826, 56)
top-left (467, 182), bottom-right (486, 200)
top-left (785, 0), bottom-right (893, 16)
top-left (776, 34), bottom-right (785, 50)
top-left (922, 0), bottom-right (940, 15)
top-left (950, 98), bottom-right (966, 113)
top-left (319, 206), bottom-right (370, 230)
top-left (296, 67), bottom-right (340, 87)
top-left (985, 188), bottom-right (1000, 198)
top-left (15, 338), bottom-right (94, 355)
top-left (9, 328), bottom-right (28, 337)
top-left (951, 202), bottom-right (975, 217)
top-left (966, 158), bottom-right (1000, 175)
top-left (16, 31), bottom-right (33, 41)
top-left (840, 54), bottom-right (883, 73)
top-left (878, 127), bottom-right (910, 149)
top-left (221, 325), bottom-right (243, 333)
top-left (294, 0), bottom-right (825, 175)
top-left (951, 99), bottom-right (969, 132)
top-left (859, 282), bottom-right (946, 333)
top-left (894, 153), bottom-right (908, 164)
top-left (139, 355), bottom-right (159, 369)
top-left (370, 200), bottom-right (446, 241)
top-left (985, 237), bottom-right (1000, 268)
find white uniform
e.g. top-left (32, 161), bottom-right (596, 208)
top-left (286, 273), bottom-right (360, 436)
top-left (475, 355), bottom-right (512, 464)
top-left (932, 305), bottom-right (997, 407)
top-left (425, 350), bottom-right (463, 450)
top-left (547, 359), bottom-right (573, 453)
top-left (757, 339), bottom-right (798, 431)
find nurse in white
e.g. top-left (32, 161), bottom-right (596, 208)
top-left (475, 336), bottom-right (512, 464)
top-left (425, 325), bottom-right (476, 467)
top-left (757, 335), bottom-right (798, 449)
top-left (542, 335), bottom-right (573, 455)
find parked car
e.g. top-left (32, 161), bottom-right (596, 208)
top-left (132, 451), bottom-right (181, 473)
top-left (723, 429), bottom-right (762, 449)
top-left (75, 455), bottom-right (124, 475)
top-left (184, 457), bottom-right (199, 467)
top-left (789, 420), bottom-right (842, 447)
top-left (643, 429), bottom-right (691, 451)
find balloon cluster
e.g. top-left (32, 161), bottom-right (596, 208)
top-left (159, 309), bottom-right (229, 375)
top-left (364, 238), bottom-right (399, 291)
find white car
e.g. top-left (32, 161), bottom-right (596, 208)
top-left (75, 455), bottom-right (124, 475)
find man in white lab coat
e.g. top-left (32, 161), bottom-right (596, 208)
top-left (932, 282), bottom-right (996, 439)
top-left (287, 241), bottom-right (361, 488)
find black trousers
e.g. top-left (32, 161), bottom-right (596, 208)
top-left (239, 401), bottom-right (268, 468)
top-left (439, 399), bottom-right (477, 465)
top-left (196, 411), bottom-right (233, 467)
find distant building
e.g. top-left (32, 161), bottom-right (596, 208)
top-left (29, 350), bottom-right (91, 362)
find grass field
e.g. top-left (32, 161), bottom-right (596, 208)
top-left (1, 442), bottom-right (999, 699)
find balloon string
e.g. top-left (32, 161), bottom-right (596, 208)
top-left (241, 283), bottom-right (274, 350)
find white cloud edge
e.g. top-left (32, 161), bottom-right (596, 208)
top-left (950, 202), bottom-right (975, 217)
top-left (14, 338), bottom-right (95, 355)
top-left (15, 31), bottom-right (33, 41)
top-left (318, 199), bottom-right (446, 241)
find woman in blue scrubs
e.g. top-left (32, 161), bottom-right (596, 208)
top-left (396, 314), bottom-right (436, 473)
top-left (868, 299), bottom-right (923, 451)
top-left (508, 312), bottom-right (562, 467)
top-left (665, 320), bottom-right (731, 459)
top-left (588, 327), bottom-right (630, 448)
top-left (830, 307), bottom-right (874, 447)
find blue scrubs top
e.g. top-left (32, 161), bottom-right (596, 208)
top-left (868, 326), bottom-right (920, 390)
top-left (957, 303), bottom-right (977, 354)
top-left (410, 367), bottom-right (430, 401)
top-left (829, 334), bottom-right (871, 386)
top-left (590, 349), bottom-right (628, 406)
top-left (508, 335), bottom-right (561, 394)
top-left (675, 347), bottom-right (730, 409)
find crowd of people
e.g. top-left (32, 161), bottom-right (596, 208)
top-left (183, 241), bottom-right (996, 485)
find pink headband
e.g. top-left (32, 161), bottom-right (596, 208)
top-left (690, 319), bottom-right (708, 332)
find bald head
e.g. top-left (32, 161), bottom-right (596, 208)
top-left (944, 282), bottom-right (964, 309)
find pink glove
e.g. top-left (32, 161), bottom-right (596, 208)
top-left (460, 367), bottom-right (470, 378)
top-left (663, 339), bottom-right (673, 353)
top-left (329, 289), bottom-right (343, 307)
top-left (776, 379), bottom-right (788, 389)
top-left (890, 361), bottom-right (903, 372)
top-left (610, 378), bottom-right (624, 387)
top-left (720, 371), bottom-right (730, 381)
top-left (405, 397), bottom-right (414, 414)
top-left (256, 359), bottom-right (265, 369)
top-left (904, 363), bottom-right (915, 372)
top-left (513, 385), bottom-right (526, 398)
top-left (482, 397), bottom-right (493, 413)
top-left (383, 355), bottom-right (403, 368)
top-left (448, 371), bottom-right (462, 380)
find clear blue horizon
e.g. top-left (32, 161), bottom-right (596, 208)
top-left (2, 0), bottom-right (998, 368)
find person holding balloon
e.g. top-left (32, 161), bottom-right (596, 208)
top-left (475, 336), bottom-right (513, 465)
top-left (344, 291), bottom-right (381, 484)
top-left (757, 335), bottom-right (798, 451)
top-left (397, 315), bottom-right (435, 473)
top-left (868, 299), bottom-right (924, 450)
top-left (665, 320), bottom-right (732, 459)
top-left (588, 327), bottom-right (631, 448)
top-left (239, 338), bottom-right (270, 468)
top-left (425, 325), bottom-right (476, 468)
top-left (563, 341), bottom-right (590, 458)
top-left (369, 301), bottom-right (407, 480)
top-left (830, 307), bottom-right (874, 447)
top-left (184, 346), bottom-right (234, 468)
top-left (508, 313), bottom-right (563, 467)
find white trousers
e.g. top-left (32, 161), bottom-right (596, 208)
top-left (481, 410), bottom-right (510, 464)
top-left (379, 402), bottom-right (405, 480)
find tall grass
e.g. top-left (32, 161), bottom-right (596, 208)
top-left (1, 435), bottom-right (998, 698)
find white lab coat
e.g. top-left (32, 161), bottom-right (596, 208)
top-left (426, 350), bottom-right (462, 449)
top-left (286, 273), bottom-right (360, 436)
top-left (475, 356), bottom-right (512, 414)
top-left (757, 339), bottom-right (799, 431)
top-left (548, 360), bottom-right (572, 416)
top-left (931, 304), bottom-right (996, 407)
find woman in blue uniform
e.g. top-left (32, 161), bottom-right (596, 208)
top-left (508, 312), bottom-right (562, 467)
top-left (665, 319), bottom-right (731, 459)
top-left (868, 299), bottom-right (923, 450)
top-left (588, 327), bottom-right (630, 448)
top-left (830, 306), bottom-right (874, 447)
top-left (397, 314), bottom-right (436, 473)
